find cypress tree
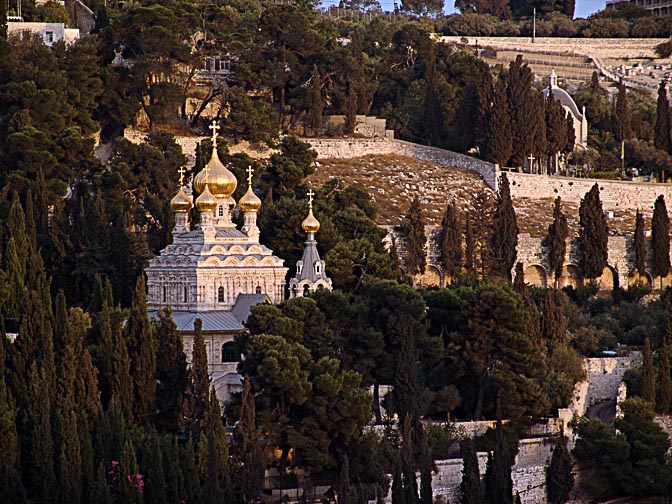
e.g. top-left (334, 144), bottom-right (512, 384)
top-left (117, 439), bottom-right (141, 504)
top-left (55, 410), bottom-right (82, 504)
top-left (545, 90), bottom-right (568, 174)
top-left (127, 274), bottom-right (156, 426)
top-left (489, 173), bottom-right (518, 281)
top-left (90, 463), bottom-right (113, 504)
top-left (419, 425), bottom-right (433, 504)
top-left (642, 338), bottom-right (656, 407)
top-left (400, 415), bottom-right (418, 504)
top-left (506, 55), bottom-right (536, 167)
top-left (190, 318), bottom-right (210, 432)
top-left (542, 290), bottom-right (566, 350)
top-left (181, 437), bottom-right (203, 503)
top-left (461, 439), bottom-right (484, 504)
top-left (634, 209), bottom-right (647, 279)
top-left (389, 235), bottom-right (402, 272)
top-left (140, 434), bottom-right (168, 504)
top-left (161, 437), bottom-right (185, 504)
top-left (652, 195), bottom-right (671, 288)
top-left (236, 376), bottom-right (264, 502)
top-left (423, 43), bottom-right (444, 147)
top-left (546, 436), bottom-right (573, 504)
top-left (0, 375), bottom-right (25, 502)
top-left (615, 80), bottom-right (632, 143)
top-left (155, 308), bottom-right (189, 433)
top-left (564, 113), bottom-right (575, 156)
top-left (439, 202), bottom-right (462, 281)
top-left (655, 80), bottom-right (671, 154)
top-left (112, 324), bottom-right (134, 421)
top-left (402, 196), bottom-right (427, 277)
top-left (203, 387), bottom-right (233, 504)
top-left (546, 197), bottom-right (568, 286)
top-left (99, 301), bottom-right (115, 407)
top-left (391, 453), bottom-right (404, 504)
top-left (482, 77), bottom-right (513, 167)
top-left (309, 64), bottom-right (324, 136)
top-left (484, 418), bottom-right (513, 504)
top-left (578, 183), bottom-right (608, 280)
top-left (465, 213), bottom-right (476, 275)
top-left (338, 454), bottom-right (351, 504)
top-left (659, 299), bottom-right (672, 414)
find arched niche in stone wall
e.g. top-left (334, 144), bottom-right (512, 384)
top-left (558, 264), bottom-right (582, 289)
top-left (413, 264), bottom-right (442, 288)
top-left (628, 271), bottom-right (652, 290)
top-left (596, 265), bottom-right (618, 292)
top-left (524, 264), bottom-right (548, 288)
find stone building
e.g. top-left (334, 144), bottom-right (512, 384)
top-left (145, 122), bottom-right (288, 402)
top-left (541, 69), bottom-right (589, 148)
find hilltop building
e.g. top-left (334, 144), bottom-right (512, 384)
top-left (145, 121), bottom-right (288, 402)
top-left (7, 21), bottom-right (79, 46)
top-left (606, 0), bottom-right (670, 15)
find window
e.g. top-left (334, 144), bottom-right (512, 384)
top-left (162, 286), bottom-right (166, 303)
top-left (218, 286), bottom-right (225, 303)
top-left (297, 263), bottom-right (303, 274)
top-left (183, 286), bottom-right (188, 303)
top-left (221, 341), bottom-right (238, 363)
top-left (303, 285), bottom-right (310, 297)
top-left (255, 286), bottom-right (262, 294)
top-left (45, 31), bottom-right (54, 44)
top-left (315, 262), bottom-right (321, 274)
top-left (218, 205), bottom-right (224, 217)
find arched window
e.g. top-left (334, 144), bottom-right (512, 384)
top-left (183, 286), bottom-right (188, 303)
top-left (291, 286), bottom-right (298, 298)
top-left (218, 286), bottom-right (225, 303)
top-left (297, 263), bottom-right (303, 274)
top-left (315, 262), bottom-right (321, 274)
top-left (303, 284), bottom-right (310, 297)
top-left (218, 205), bottom-right (224, 217)
top-left (255, 285), bottom-right (262, 294)
top-left (162, 286), bottom-right (166, 303)
top-left (221, 341), bottom-right (238, 363)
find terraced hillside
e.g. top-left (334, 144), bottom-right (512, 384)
top-left (308, 154), bottom-right (645, 237)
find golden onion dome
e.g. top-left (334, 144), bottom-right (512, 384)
top-left (227, 195), bottom-right (237, 211)
top-left (170, 187), bottom-right (193, 213)
top-left (193, 168), bottom-right (208, 195)
top-left (239, 185), bottom-right (262, 212)
top-left (195, 184), bottom-right (218, 213)
top-left (302, 208), bottom-right (320, 234)
top-left (206, 150), bottom-right (237, 198)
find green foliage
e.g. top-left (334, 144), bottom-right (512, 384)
top-left (546, 436), bottom-right (573, 504)
top-left (461, 438), bottom-right (484, 504)
top-left (488, 173), bottom-right (518, 281)
top-left (652, 195), bottom-right (671, 283)
top-left (546, 197), bottom-right (568, 283)
top-left (634, 209), bottom-right (647, 278)
top-left (402, 196), bottom-right (427, 277)
top-left (578, 183), bottom-right (608, 280)
top-left (655, 80), bottom-right (671, 154)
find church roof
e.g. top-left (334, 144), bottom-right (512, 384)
top-left (542, 86), bottom-right (583, 121)
top-left (291, 238), bottom-right (329, 284)
top-left (149, 293), bottom-right (270, 333)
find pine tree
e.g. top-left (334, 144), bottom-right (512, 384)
top-left (652, 195), bottom-right (671, 288)
top-left (546, 196), bottom-right (568, 285)
top-left (465, 213), bottom-right (476, 275)
top-left (489, 173), bottom-right (518, 281)
top-left (482, 77), bottom-right (513, 167)
top-left (578, 183), bottom-right (608, 280)
top-left (439, 203), bottom-right (462, 281)
top-left (155, 308), bottom-right (189, 433)
top-left (402, 196), bottom-right (427, 277)
top-left (655, 80), bottom-right (671, 154)
top-left (642, 338), bottom-right (656, 407)
top-left (546, 436), bottom-right (573, 504)
top-left (190, 318), bottom-right (210, 432)
top-left (419, 424), bottom-right (433, 504)
top-left (634, 209), bottom-right (647, 279)
top-left (615, 80), bottom-right (632, 143)
top-left (461, 439), bottom-right (484, 504)
top-left (127, 274), bottom-right (156, 425)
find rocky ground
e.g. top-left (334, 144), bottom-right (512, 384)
top-left (309, 154), bottom-right (644, 238)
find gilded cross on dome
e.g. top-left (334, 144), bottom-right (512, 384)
top-left (307, 189), bottom-right (314, 210)
top-left (178, 166), bottom-right (186, 187)
top-left (209, 120), bottom-right (220, 148)
top-left (246, 165), bottom-right (254, 186)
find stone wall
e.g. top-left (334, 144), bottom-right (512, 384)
top-left (507, 172), bottom-right (672, 213)
top-left (305, 138), bottom-right (499, 189)
top-left (584, 353), bottom-right (642, 407)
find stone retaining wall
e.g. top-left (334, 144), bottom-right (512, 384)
top-left (585, 353), bottom-right (642, 408)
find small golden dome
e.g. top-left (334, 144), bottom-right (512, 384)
top-left (195, 184), bottom-right (218, 213)
top-left (302, 208), bottom-right (320, 234)
top-left (206, 150), bottom-right (237, 198)
top-left (170, 187), bottom-right (193, 213)
top-left (239, 185), bottom-right (262, 212)
top-left (193, 168), bottom-right (207, 195)
top-left (227, 195), bottom-right (237, 211)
